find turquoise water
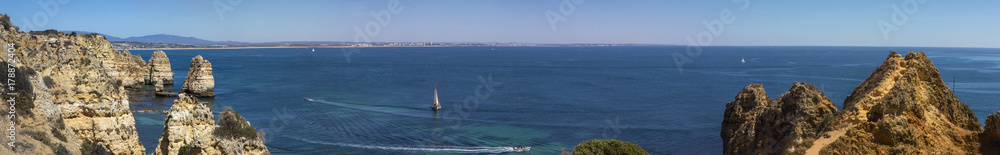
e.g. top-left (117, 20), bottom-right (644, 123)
top-left (126, 46), bottom-right (1000, 154)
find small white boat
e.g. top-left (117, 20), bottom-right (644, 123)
top-left (312, 48), bottom-right (315, 52)
top-left (512, 146), bottom-right (531, 152)
top-left (432, 85), bottom-right (442, 111)
top-left (741, 57), bottom-right (746, 63)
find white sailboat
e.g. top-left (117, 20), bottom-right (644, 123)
top-left (432, 85), bottom-right (442, 111)
top-left (741, 57), bottom-right (746, 63)
top-left (312, 48), bottom-right (315, 52)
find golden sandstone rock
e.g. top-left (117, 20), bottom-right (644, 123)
top-left (723, 51), bottom-right (990, 154)
top-left (181, 55), bottom-right (215, 97)
top-left (154, 94), bottom-right (269, 155)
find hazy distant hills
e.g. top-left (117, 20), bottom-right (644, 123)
top-left (60, 30), bottom-right (241, 45)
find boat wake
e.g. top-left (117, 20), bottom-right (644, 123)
top-left (302, 97), bottom-right (683, 130)
top-left (290, 136), bottom-right (521, 154)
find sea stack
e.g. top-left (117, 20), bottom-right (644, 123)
top-left (154, 94), bottom-right (270, 155)
top-left (154, 93), bottom-right (216, 155)
top-left (148, 50), bottom-right (174, 85)
top-left (182, 55), bottom-right (215, 97)
top-left (722, 51), bottom-right (985, 154)
top-left (721, 82), bottom-right (837, 154)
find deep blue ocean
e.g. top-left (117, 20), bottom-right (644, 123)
top-left (126, 46), bottom-right (1000, 154)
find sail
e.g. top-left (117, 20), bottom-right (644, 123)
top-left (433, 85), bottom-right (440, 108)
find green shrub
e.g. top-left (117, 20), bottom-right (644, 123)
top-left (80, 139), bottom-right (109, 155)
top-left (213, 107), bottom-right (258, 139)
top-left (178, 143), bottom-right (193, 155)
top-left (571, 139), bottom-right (649, 155)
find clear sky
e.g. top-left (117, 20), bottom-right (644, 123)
top-left (2, 0), bottom-right (998, 48)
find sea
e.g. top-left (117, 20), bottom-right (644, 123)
top-left (125, 46), bottom-right (1000, 154)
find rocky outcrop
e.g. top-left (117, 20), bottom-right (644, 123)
top-left (147, 50), bottom-right (174, 85)
top-left (822, 51), bottom-right (980, 154)
top-left (0, 13), bottom-right (266, 154)
top-left (722, 51), bottom-right (986, 154)
top-left (154, 94), bottom-right (269, 155)
top-left (181, 55), bottom-right (214, 97)
top-left (0, 14), bottom-right (145, 154)
top-left (154, 93), bottom-right (216, 155)
top-left (982, 112), bottom-right (1000, 153)
top-left (721, 82), bottom-right (838, 154)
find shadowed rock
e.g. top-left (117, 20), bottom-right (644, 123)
top-left (148, 50), bottom-right (174, 85)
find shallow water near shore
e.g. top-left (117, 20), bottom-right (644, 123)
top-left (125, 46), bottom-right (1000, 154)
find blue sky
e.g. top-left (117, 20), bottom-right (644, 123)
top-left (2, 0), bottom-right (998, 48)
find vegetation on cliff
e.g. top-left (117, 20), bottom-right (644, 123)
top-left (214, 107), bottom-right (260, 140)
top-left (562, 139), bottom-right (649, 155)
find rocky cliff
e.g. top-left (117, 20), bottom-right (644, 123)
top-left (154, 93), bottom-right (269, 155)
top-left (721, 82), bottom-right (838, 154)
top-left (1, 14), bottom-right (145, 154)
top-left (148, 50), bottom-right (174, 85)
top-left (181, 55), bottom-right (215, 97)
top-left (0, 13), bottom-right (266, 154)
top-left (722, 51), bottom-right (991, 154)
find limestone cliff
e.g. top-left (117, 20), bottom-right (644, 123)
top-left (722, 51), bottom-right (986, 154)
top-left (0, 14), bottom-right (145, 154)
top-left (181, 55), bottom-right (215, 97)
top-left (147, 50), bottom-right (173, 85)
top-left (154, 93), bottom-right (269, 155)
top-left (721, 82), bottom-right (838, 154)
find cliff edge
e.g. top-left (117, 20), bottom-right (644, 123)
top-left (722, 51), bottom-right (988, 154)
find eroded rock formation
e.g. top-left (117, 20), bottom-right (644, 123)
top-left (722, 82), bottom-right (838, 154)
top-left (181, 55), bottom-right (214, 97)
top-left (154, 93), bottom-right (269, 155)
top-left (0, 14), bottom-right (145, 154)
top-left (154, 93), bottom-right (216, 155)
top-left (148, 50), bottom-right (174, 85)
top-left (0, 13), bottom-right (264, 154)
top-left (723, 51), bottom-right (989, 154)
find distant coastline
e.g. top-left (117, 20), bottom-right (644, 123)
top-left (113, 41), bottom-right (672, 50)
